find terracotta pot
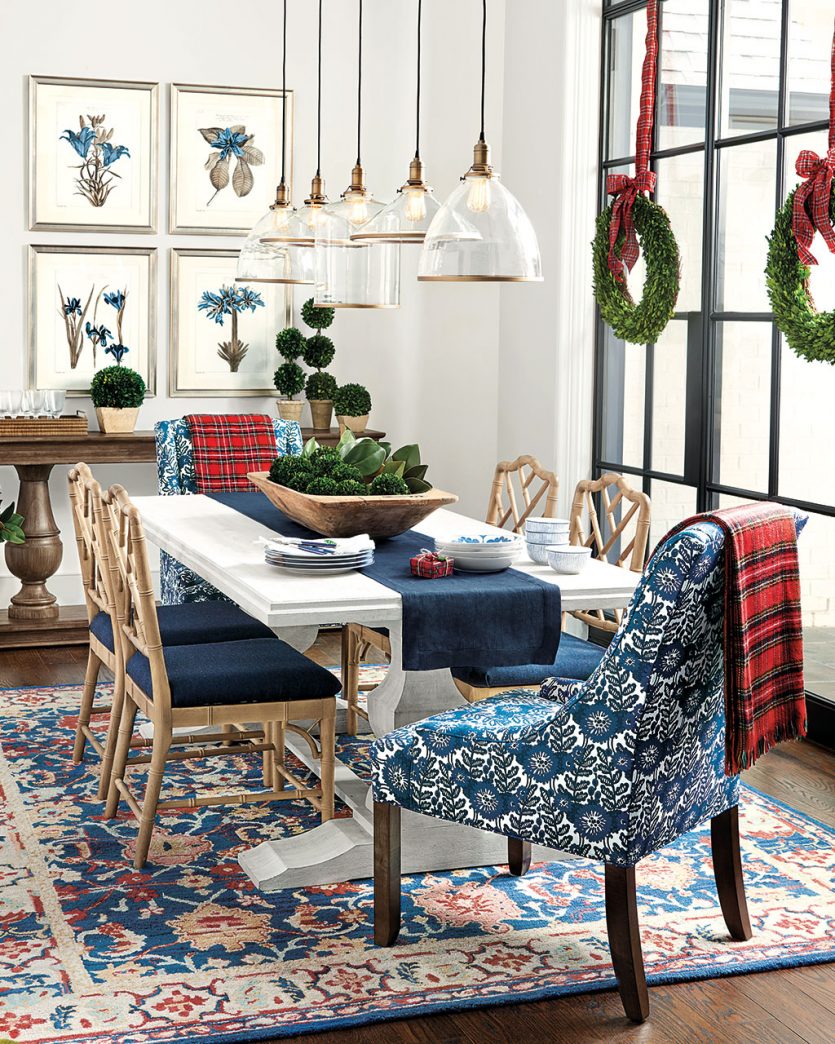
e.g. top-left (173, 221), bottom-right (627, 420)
top-left (308, 399), bottom-right (334, 430)
top-left (336, 413), bottom-right (369, 435)
top-left (95, 407), bottom-right (140, 434)
top-left (277, 400), bottom-right (304, 422)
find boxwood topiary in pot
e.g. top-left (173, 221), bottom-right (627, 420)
top-left (274, 361), bottom-right (306, 422)
top-left (305, 370), bottom-right (338, 430)
top-left (334, 382), bottom-right (372, 435)
top-left (90, 364), bottom-right (146, 433)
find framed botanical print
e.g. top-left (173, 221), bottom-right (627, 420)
top-left (170, 249), bottom-right (291, 396)
top-left (28, 246), bottom-right (157, 395)
top-left (29, 75), bottom-right (158, 232)
top-left (169, 83), bottom-right (292, 235)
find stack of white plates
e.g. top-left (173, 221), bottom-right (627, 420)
top-left (264, 535), bottom-right (375, 575)
top-left (434, 533), bottom-right (522, 573)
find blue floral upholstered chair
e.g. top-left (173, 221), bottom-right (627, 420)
top-left (154, 416), bottom-right (303, 604)
top-left (370, 516), bottom-right (805, 1023)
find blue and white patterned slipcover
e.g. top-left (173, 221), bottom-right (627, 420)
top-left (372, 521), bottom-right (756, 867)
top-left (154, 416), bottom-right (302, 604)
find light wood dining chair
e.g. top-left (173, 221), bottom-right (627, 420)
top-left (341, 454), bottom-right (560, 734)
top-left (102, 484), bottom-right (341, 869)
top-left (568, 473), bottom-right (651, 635)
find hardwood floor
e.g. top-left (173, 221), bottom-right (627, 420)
top-left (2, 642), bottom-right (833, 1044)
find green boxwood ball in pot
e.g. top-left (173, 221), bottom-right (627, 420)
top-left (334, 382), bottom-right (372, 434)
top-left (275, 326), bottom-right (306, 361)
top-left (90, 365), bottom-right (146, 433)
top-left (305, 371), bottom-right (338, 402)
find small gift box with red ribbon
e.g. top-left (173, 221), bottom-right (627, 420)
top-left (410, 548), bottom-right (454, 579)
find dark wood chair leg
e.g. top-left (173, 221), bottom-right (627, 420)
top-left (605, 864), bottom-right (650, 1023)
top-left (508, 837), bottom-right (531, 876)
top-left (711, 805), bottom-right (753, 941)
top-left (374, 801), bottom-right (401, 946)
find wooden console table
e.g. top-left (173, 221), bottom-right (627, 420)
top-left (0, 426), bottom-right (385, 648)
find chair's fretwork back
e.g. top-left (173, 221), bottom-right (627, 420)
top-left (485, 455), bottom-right (559, 533)
top-left (68, 463), bottom-right (110, 625)
top-left (103, 485), bottom-right (173, 713)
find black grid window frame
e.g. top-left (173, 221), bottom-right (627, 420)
top-left (592, 0), bottom-right (835, 521)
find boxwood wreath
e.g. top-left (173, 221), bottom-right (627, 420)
top-left (766, 185), bottom-right (835, 364)
top-left (592, 194), bottom-right (680, 344)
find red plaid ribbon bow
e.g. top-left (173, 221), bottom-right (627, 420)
top-left (791, 26), bottom-right (835, 267)
top-left (606, 0), bottom-right (659, 282)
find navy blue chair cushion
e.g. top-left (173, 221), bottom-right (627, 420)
top-left (89, 601), bottom-right (275, 654)
top-left (451, 632), bottom-right (605, 689)
top-left (126, 638), bottom-right (342, 709)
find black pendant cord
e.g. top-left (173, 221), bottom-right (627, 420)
top-left (415, 0), bottom-right (422, 160)
top-left (356, 0), bottom-right (363, 166)
top-left (316, 0), bottom-right (323, 176)
top-left (479, 0), bottom-right (486, 143)
top-left (280, 0), bottom-right (287, 186)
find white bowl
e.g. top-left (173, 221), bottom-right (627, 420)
top-left (525, 516), bottom-right (570, 531)
top-left (454, 554), bottom-right (519, 573)
top-left (524, 529), bottom-right (570, 545)
top-left (446, 548), bottom-right (521, 564)
top-left (526, 541), bottom-right (552, 565)
top-left (546, 543), bottom-right (592, 574)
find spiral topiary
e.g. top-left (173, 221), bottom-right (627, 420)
top-left (766, 185), bottom-right (835, 364)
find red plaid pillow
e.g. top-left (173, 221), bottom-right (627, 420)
top-left (186, 414), bottom-right (278, 493)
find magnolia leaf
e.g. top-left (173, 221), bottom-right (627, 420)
top-left (243, 144), bottom-right (265, 165)
top-left (406, 477), bottom-right (432, 494)
top-left (204, 151), bottom-right (221, 171)
top-left (6, 513), bottom-right (24, 529)
top-left (199, 127), bottom-right (223, 145)
top-left (336, 428), bottom-right (357, 456)
top-left (392, 444), bottom-right (420, 471)
top-left (210, 155), bottom-right (230, 190)
top-left (302, 437), bottom-right (320, 458)
top-left (383, 459), bottom-right (406, 478)
top-left (0, 503), bottom-right (14, 523)
top-left (343, 441), bottom-right (386, 477)
top-left (404, 463), bottom-right (428, 481)
top-left (232, 157), bottom-right (254, 197)
top-left (378, 441), bottom-right (392, 459)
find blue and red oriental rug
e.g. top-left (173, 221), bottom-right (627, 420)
top-left (1, 676), bottom-right (833, 1043)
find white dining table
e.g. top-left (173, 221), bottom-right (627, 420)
top-left (133, 494), bottom-right (640, 891)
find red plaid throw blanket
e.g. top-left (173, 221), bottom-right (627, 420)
top-left (185, 414), bottom-right (278, 493)
top-left (658, 503), bottom-right (806, 775)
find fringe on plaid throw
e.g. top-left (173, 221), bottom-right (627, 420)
top-left (656, 503), bottom-right (806, 775)
top-left (186, 413), bottom-right (278, 493)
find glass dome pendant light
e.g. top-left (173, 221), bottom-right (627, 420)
top-left (313, 0), bottom-right (401, 308)
top-left (351, 0), bottom-right (440, 244)
top-left (263, 0), bottom-right (329, 245)
top-left (418, 0), bottom-right (542, 282)
top-left (235, 0), bottom-right (313, 285)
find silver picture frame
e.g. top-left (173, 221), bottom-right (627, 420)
top-left (28, 244), bottom-right (158, 396)
top-left (28, 74), bottom-right (159, 233)
top-left (169, 83), bottom-right (293, 236)
top-left (169, 248), bottom-right (292, 397)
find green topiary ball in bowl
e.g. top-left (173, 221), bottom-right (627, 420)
top-left (334, 382), bottom-right (372, 417)
top-left (90, 366), bottom-right (146, 408)
top-left (369, 473), bottom-right (410, 496)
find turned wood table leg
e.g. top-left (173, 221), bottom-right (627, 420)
top-left (5, 464), bottom-right (62, 621)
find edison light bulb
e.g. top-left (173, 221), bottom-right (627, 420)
top-left (404, 188), bottom-right (427, 224)
top-left (466, 176), bottom-right (491, 214)
top-left (346, 194), bottom-right (369, 226)
top-left (272, 206), bottom-right (291, 231)
top-left (304, 205), bottom-right (324, 230)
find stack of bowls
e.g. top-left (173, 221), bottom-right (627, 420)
top-left (524, 517), bottom-right (571, 564)
top-left (434, 533), bottom-right (522, 573)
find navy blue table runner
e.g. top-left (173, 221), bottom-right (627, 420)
top-left (209, 491), bottom-right (561, 673)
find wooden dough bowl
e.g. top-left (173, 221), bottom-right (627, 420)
top-left (248, 471), bottom-right (459, 539)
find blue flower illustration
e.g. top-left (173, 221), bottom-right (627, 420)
top-left (63, 297), bottom-right (82, 317)
top-left (59, 126), bottom-right (95, 159)
top-left (198, 287), bottom-right (238, 325)
top-left (104, 343), bottom-right (130, 364)
top-left (103, 290), bottom-right (126, 310)
top-left (235, 286), bottom-right (266, 313)
top-left (100, 143), bottom-right (130, 167)
top-left (210, 127), bottom-right (248, 159)
top-left (85, 322), bottom-right (112, 347)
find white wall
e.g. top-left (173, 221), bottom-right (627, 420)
top-left (0, 0), bottom-right (518, 598)
top-left (497, 0), bottom-right (601, 514)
